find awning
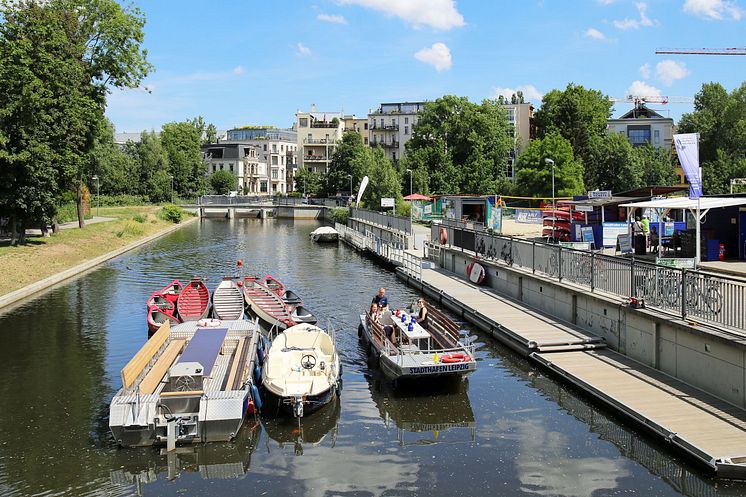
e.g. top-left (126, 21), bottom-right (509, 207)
top-left (620, 197), bottom-right (746, 210)
top-left (403, 193), bottom-right (431, 201)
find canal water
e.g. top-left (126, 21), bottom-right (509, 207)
top-left (2, 219), bottom-right (746, 497)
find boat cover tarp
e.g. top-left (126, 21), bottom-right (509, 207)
top-left (176, 327), bottom-right (228, 376)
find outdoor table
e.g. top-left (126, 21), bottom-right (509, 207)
top-left (393, 311), bottom-right (431, 351)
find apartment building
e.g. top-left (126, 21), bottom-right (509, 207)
top-left (224, 127), bottom-right (298, 194)
top-left (607, 105), bottom-right (674, 150)
top-left (501, 102), bottom-right (535, 179)
top-left (368, 101), bottom-right (426, 161)
top-left (343, 115), bottom-right (369, 146)
top-left (296, 106), bottom-right (345, 174)
top-left (202, 142), bottom-right (270, 194)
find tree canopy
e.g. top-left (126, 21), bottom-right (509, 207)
top-left (515, 131), bottom-right (585, 197)
top-left (210, 170), bottom-right (237, 195)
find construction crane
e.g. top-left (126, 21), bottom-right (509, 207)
top-left (608, 95), bottom-right (694, 105)
top-left (656, 47), bottom-right (746, 55)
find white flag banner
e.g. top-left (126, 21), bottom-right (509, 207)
top-left (673, 133), bottom-right (702, 199)
top-left (356, 175), bottom-right (369, 207)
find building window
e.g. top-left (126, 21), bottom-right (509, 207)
top-left (628, 126), bottom-right (651, 146)
top-left (364, 123), bottom-right (368, 130)
top-left (272, 156), bottom-right (278, 165)
top-left (220, 164), bottom-right (224, 170)
top-left (364, 137), bottom-right (368, 145)
top-left (380, 118), bottom-right (383, 127)
top-left (260, 181), bottom-right (268, 193)
top-left (281, 144), bottom-right (284, 152)
top-left (654, 129), bottom-right (660, 145)
top-left (404, 126), bottom-right (409, 135)
top-left (272, 183), bottom-right (277, 192)
top-left (299, 118), bottom-right (308, 127)
top-left (392, 152), bottom-right (396, 160)
top-left (230, 164), bottom-right (234, 173)
top-left (272, 144), bottom-right (277, 153)
top-left (272, 170), bottom-right (278, 179)
top-left (212, 164), bottom-right (216, 172)
top-left (404, 117), bottom-right (409, 124)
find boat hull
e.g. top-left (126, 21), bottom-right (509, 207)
top-left (359, 315), bottom-right (476, 382)
top-left (262, 385), bottom-right (337, 418)
top-left (178, 278), bottom-right (210, 321)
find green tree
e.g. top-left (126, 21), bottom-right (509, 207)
top-left (89, 118), bottom-right (138, 195)
top-left (633, 143), bottom-right (677, 187)
top-left (534, 83), bottom-right (612, 167)
top-left (325, 131), bottom-right (369, 196)
top-left (404, 95), bottom-right (513, 195)
top-left (585, 133), bottom-right (640, 192)
top-left (134, 131), bottom-right (169, 200)
top-left (210, 170), bottom-right (237, 195)
top-left (362, 148), bottom-right (402, 209)
top-left (678, 81), bottom-right (746, 193)
top-left (294, 167), bottom-right (323, 196)
top-left (515, 131), bottom-right (585, 197)
top-left (161, 120), bottom-right (205, 196)
top-left (204, 123), bottom-right (218, 145)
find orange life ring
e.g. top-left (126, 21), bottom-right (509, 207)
top-left (441, 353), bottom-right (471, 363)
top-left (439, 227), bottom-right (448, 245)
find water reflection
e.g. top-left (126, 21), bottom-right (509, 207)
top-left (263, 397), bottom-right (341, 455)
top-left (368, 377), bottom-right (476, 446)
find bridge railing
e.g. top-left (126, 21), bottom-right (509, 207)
top-left (431, 221), bottom-right (746, 335)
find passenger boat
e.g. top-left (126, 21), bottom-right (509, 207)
top-left (261, 323), bottom-right (340, 418)
top-left (243, 277), bottom-right (294, 330)
top-left (177, 278), bottom-right (210, 321)
top-left (358, 302), bottom-right (476, 383)
top-left (147, 304), bottom-right (180, 334)
top-left (309, 226), bottom-right (339, 243)
top-left (212, 277), bottom-right (245, 320)
top-left (159, 279), bottom-right (183, 304)
top-left (109, 319), bottom-right (263, 447)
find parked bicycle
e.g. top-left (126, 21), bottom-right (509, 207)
top-left (685, 276), bottom-right (723, 315)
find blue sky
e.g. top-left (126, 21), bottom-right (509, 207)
top-left (106, 0), bottom-right (746, 133)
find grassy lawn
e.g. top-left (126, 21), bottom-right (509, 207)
top-left (0, 206), bottom-right (191, 296)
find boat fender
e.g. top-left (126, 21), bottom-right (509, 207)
top-left (251, 384), bottom-right (263, 411)
top-left (256, 348), bottom-right (265, 366)
top-left (253, 365), bottom-right (262, 385)
top-left (357, 323), bottom-right (363, 337)
top-left (246, 398), bottom-right (256, 416)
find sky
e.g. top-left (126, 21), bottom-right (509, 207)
top-left (105, 0), bottom-right (746, 133)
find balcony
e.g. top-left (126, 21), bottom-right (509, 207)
top-left (303, 138), bottom-right (337, 144)
top-left (304, 155), bottom-right (329, 161)
top-left (371, 140), bottom-right (400, 148)
top-left (310, 122), bottom-right (340, 129)
top-left (369, 123), bottom-right (399, 131)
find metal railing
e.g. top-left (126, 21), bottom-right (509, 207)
top-left (350, 207), bottom-right (412, 234)
top-left (431, 221), bottom-right (746, 334)
top-left (335, 222), bottom-right (366, 249)
top-left (198, 195), bottom-right (270, 205)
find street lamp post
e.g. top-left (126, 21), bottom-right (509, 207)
top-left (348, 174), bottom-right (353, 198)
top-left (91, 175), bottom-right (100, 217)
top-left (406, 168), bottom-right (413, 225)
top-left (169, 175), bottom-right (174, 204)
top-left (545, 158), bottom-right (555, 242)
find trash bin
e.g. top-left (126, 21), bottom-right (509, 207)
top-left (634, 235), bottom-right (646, 255)
top-left (719, 243), bottom-right (726, 261)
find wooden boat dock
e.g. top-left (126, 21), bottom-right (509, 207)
top-left (398, 266), bottom-right (746, 478)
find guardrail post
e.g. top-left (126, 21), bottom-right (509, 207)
top-left (681, 268), bottom-right (687, 320)
top-left (532, 241), bottom-right (536, 274)
top-left (630, 257), bottom-right (636, 298)
top-left (590, 251), bottom-right (595, 292)
top-left (558, 246), bottom-right (563, 281)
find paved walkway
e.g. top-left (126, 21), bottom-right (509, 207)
top-left (1, 217), bottom-right (116, 242)
top-left (405, 266), bottom-right (746, 477)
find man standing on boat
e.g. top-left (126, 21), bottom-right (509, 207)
top-left (372, 288), bottom-right (389, 311)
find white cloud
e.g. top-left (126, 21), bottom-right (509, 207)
top-left (613, 2), bottom-right (657, 29)
top-left (232, 65), bottom-right (245, 75)
top-left (338, 0), bottom-right (465, 30)
top-left (639, 63), bottom-right (651, 78)
top-left (414, 42), bottom-right (452, 71)
top-left (584, 27), bottom-right (607, 40)
top-left (296, 43), bottom-right (312, 56)
top-left (597, 0), bottom-right (615, 4)
top-left (493, 85), bottom-right (543, 103)
top-left (627, 80), bottom-right (662, 97)
top-left (683, 0), bottom-right (743, 19)
top-left (317, 13), bottom-right (348, 24)
top-left (655, 60), bottom-right (689, 85)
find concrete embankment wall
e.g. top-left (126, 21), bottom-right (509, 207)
top-left (438, 246), bottom-right (746, 409)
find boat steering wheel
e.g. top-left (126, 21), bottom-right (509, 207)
top-left (301, 354), bottom-right (317, 370)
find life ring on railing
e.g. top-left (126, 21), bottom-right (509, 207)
top-left (441, 353), bottom-right (471, 363)
top-left (466, 261), bottom-right (486, 285)
top-left (198, 318), bottom-right (221, 327)
top-left (439, 227), bottom-right (448, 245)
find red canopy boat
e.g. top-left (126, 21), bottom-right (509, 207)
top-left (177, 278), bottom-right (210, 321)
top-left (243, 277), bottom-right (294, 330)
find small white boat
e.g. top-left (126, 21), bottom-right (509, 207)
top-left (358, 303), bottom-right (476, 383)
top-left (212, 277), bottom-right (245, 320)
top-left (262, 323), bottom-right (341, 418)
top-left (310, 226), bottom-right (339, 243)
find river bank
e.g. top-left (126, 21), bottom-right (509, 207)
top-left (0, 206), bottom-right (197, 307)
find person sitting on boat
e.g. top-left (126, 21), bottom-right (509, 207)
top-left (372, 287), bottom-right (389, 311)
top-left (380, 310), bottom-right (396, 343)
top-left (416, 297), bottom-right (429, 330)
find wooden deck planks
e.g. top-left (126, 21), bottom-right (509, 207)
top-left (538, 349), bottom-right (746, 459)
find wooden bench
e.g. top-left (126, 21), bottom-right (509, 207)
top-left (138, 339), bottom-right (185, 394)
top-left (121, 320), bottom-right (172, 390)
top-left (225, 337), bottom-right (246, 391)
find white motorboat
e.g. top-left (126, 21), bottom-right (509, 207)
top-left (310, 226), bottom-right (339, 243)
top-left (358, 302), bottom-right (476, 383)
top-left (262, 323), bottom-right (341, 418)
